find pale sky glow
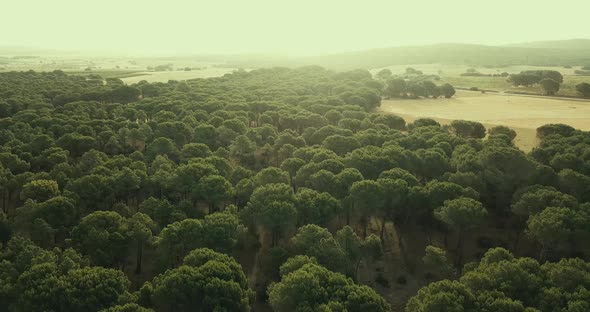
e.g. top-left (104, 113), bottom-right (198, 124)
top-left (2, 0), bottom-right (589, 56)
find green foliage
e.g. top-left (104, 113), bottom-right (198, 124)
top-left (508, 70), bottom-right (563, 87)
top-left (539, 78), bottom-right (560, 95)
top-left (268, 262), bottom-right (390, 312)
top-left (148, 248), bottom-right (254, 312)
top-left (450, 120), bottom-right (486, 139)
top-left (20, 179), bottom-right (59, 202)
top-left (244, 183), bottom-right (296, 246)
top-left (576, 82), bottom-right (590, 97)
top-left (0, 237), bottom-right (127, 312)
top-left (440, 83), bottom-right (456, 98)
top-left (423, 245), bottom-right (452, 277)
top-left (71, 211), bottom-right (129, 267)
top-left (488, 125), bottom-right (517, 141)
top-left (410, 248), bottom-right (590, 311)
top-left (0, 66), bottom-right (589, 311)
top-left (434, 197), bottom-right (488, 230)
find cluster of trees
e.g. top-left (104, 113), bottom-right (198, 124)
top-left (152, 64), bottom-right (173, 72)
top-left (576, 82), bottom-right (590, 97)
top-left (460, 68), bottom-right (509, 77)
top-left (574, 70), bottom-right (590, 75)
top-left (408, 248), bottom-right (590, 311)
top-left (382, 78), bottom-right (455, 99)
top-left (0, 66), bottom-right (588, 311)
top-left (575, 65), bottom-right (590, 75)
top-left (507, 70), bottom-right (564, 95)
top-left (375, 68), bottom-right (454, 99)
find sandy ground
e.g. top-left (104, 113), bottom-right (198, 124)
top-left (379, 90), bottom-right (590, 151)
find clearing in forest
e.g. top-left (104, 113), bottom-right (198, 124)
top-left (379, 90), bottom-right (590, 151)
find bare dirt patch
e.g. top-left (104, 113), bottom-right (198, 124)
top-left (379, 90), bottom-right (590, 151)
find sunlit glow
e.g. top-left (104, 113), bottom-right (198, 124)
top-left (2, 0), bottom-right (589, 56)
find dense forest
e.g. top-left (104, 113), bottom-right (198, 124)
top-left (0, 67), bottom-right (589, 312)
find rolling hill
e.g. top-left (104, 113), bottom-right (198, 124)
top-left (221, 40), bottom-right (590, 70)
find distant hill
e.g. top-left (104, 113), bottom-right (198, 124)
top-left (505, 39), bottom-right (590, 50)
top-left (3, 39), bottom-right (590, 71)
top-left (222, 40), bottom-right (590, 70)
top-left (0, 45), bottom-right (67, 56)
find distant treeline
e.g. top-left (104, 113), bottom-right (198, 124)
top-left (507, 70), bottom-right (564, 87)
top-left (460, 68), bottom-right (509, 77)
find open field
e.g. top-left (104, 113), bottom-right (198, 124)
top-left (120, 68), bottom-right (235, 84)
top-left (0, 54), bottom-right (235, 82)
top-left (379, 90), bottom-right (590, 151)
top-left (372, 63), bottom-right (590, 97)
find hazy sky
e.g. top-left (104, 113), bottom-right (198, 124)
top-left (2, 0), bottom-right (589, 56)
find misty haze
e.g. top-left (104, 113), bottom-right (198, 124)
top-left (1, 1), bottom-right (590, 312)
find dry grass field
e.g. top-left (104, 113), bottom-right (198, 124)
top-left (120, 68), bottom-right (235, 84)
top-left (372, 64), bottom-right (590, 96)
top-left (380, 90), bottom-right (590, 151)
top-left (0, 55), bottom-right (236, 83)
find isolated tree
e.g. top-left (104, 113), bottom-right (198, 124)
top-left (434, 197), bottom-right (487, 267)
top-left (540, 78), bottom-right (560, 95)
top-left (576, 82), bottom-right (590, 97)
top-left (440, 83), bottom-right (456, 98)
